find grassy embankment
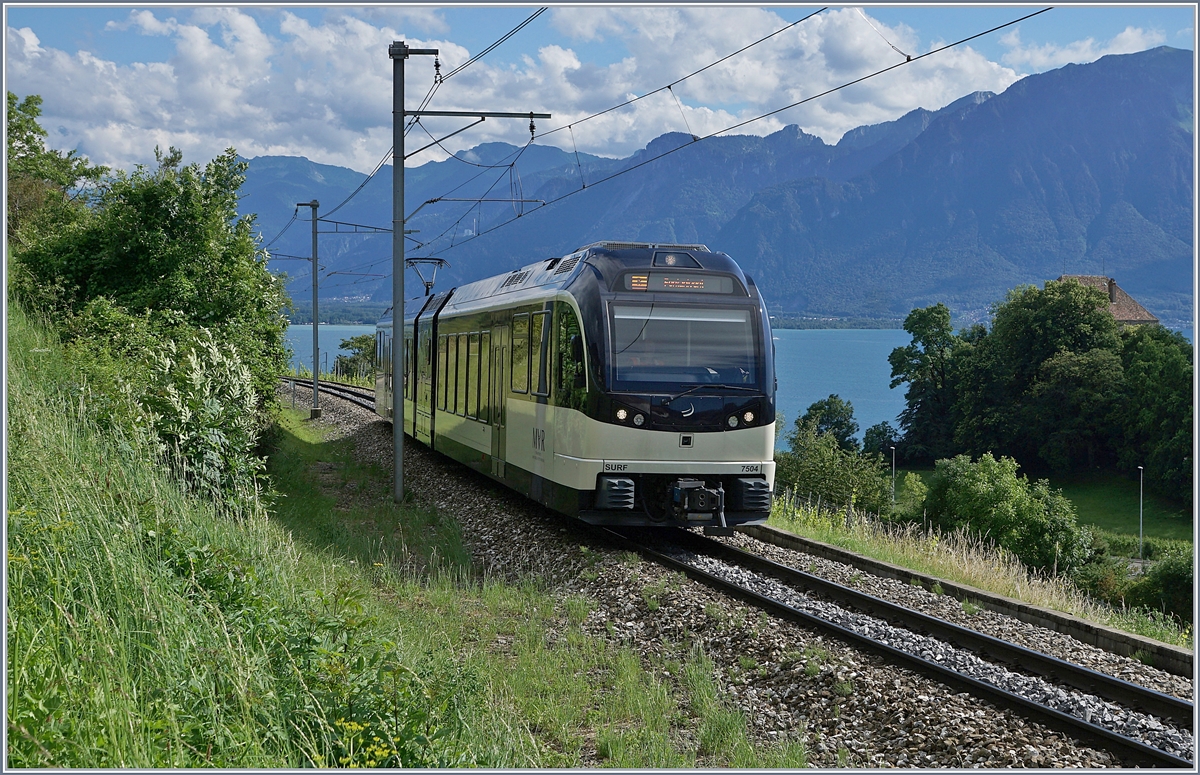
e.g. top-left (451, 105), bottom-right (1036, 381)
top-left (7, 303), bottom-right (808, 768)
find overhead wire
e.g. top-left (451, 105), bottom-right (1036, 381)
top-left (441, 8), bottom-right (546, 81)
top-left (405, 7), bottom-right (829, 262)
top-left (533, 7), bottom-right (828, 142)
top-left (418, 6), bottom-right (1053, 257)
top-left (305, 8), bottom-right (547, 228)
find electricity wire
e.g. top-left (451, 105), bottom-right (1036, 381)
top-left (441, 8), bottom-right (546, 81)
top-left (533, 7), bottom-right (827, 142)
top-left (420, 6), bottom-right (1053, 257)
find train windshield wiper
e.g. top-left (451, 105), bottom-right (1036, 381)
top-left (667, 383), bottom-right (759, 401)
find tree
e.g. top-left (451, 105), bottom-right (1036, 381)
top-left (797, 394), bottom-right (859, 452)
top-left (953, 280), bottom-right (1120, 465)
top-left (1030, 348), bottom-right (1124, 471)
top-left (1113, 325), bottom-right (1193, 501)
top-left (862, 420), bottom-right (901, 457)
top-left (335, 334), bottom-right (378, 378)
top-left (923, 453), bottom-right (1092, 573)
top-left (777, 418), bottom-right (890, 515)
top-left (13, 146), bottom-right (289, 413)
top-left (6, 92), bottom-right (106, 241)
top-left (888, 303), bottom-right (960, 462)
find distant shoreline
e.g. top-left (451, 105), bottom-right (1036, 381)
top-left (770, 317), bottom-right (902, 330)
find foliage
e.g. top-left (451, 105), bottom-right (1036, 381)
top-left (923, 453), bottom-right (1092, 574)
top-left (334, 333), bottom-right (377, 379)
top-left (895, 472), bottom-right (928, 518)
top-left (1124, 550), bottom-right (1193, 625)
top-left (141, 331), bottom-right (265, 510)
top-left (12, 143), bottom-right (290, 412)
top-left (889, 280), bottom-right (1192, 503)
top-left (862, 420), bottom-right (901, 457)
top-left (777, 419), bottom-right (890, 515)
top-left (888, 303), bottom-right (960, 462)
top-left (6, 91), bottom-right (106, 242)
top-left (1112, 325), bottom-right (1193, 501)
top-left (953, 281), bottom-right (1120, 467)
top-left (797, 394), bottom-right (860, 451)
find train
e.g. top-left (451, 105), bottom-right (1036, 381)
top-left (376, 241), bottom-right (776, 533)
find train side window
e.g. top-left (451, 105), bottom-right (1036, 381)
top-left (457, 333), bottom-right (468, 415)
top-left (555, 303), bottom-right (586, 409)
top-left (446, 335), bottom-right (453, 415)
top-left (437, 335), bottom-right (448, 410)
top-left (479, 331), bottom-right (491, 423)
top-left (511, 313), bottom-right (529, 393)
top-left (466, 333), bottom-right (480, 419)
top-left (406, 336), bottom-right (415, 400)
top-left (532, 311), bottom-right (551, 396)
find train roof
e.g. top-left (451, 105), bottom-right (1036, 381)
top-left (384, 241), bottom-right (754, 326)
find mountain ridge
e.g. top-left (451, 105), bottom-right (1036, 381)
top-left (244, 46), bottom-right (1193, 327)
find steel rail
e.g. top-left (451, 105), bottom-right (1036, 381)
top-left (281, 376), bottom-right (375, 412)
top-left (666, 528), bottom-right (1194, 728)
top-left (599, 526), bottom-right (1193, 768)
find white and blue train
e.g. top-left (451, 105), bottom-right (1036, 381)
top-left (377, 241), bottom-right (776, 531)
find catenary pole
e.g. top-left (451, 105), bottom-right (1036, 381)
top-left (391, 42), bottom-right (437, 502)
top-left (388, 41), bottom-right (548, 503)
top-left (298, 200), bottom-right (320, 419)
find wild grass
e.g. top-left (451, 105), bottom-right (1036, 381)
top-left (9, 302), bottom-right (812, 767)
top-left (768, 497), bottom-right (1192, 648)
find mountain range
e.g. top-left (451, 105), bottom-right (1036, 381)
top-left (242, 46), bottom-right (1193, 328)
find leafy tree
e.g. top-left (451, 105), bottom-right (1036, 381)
top-left (953, 280), bottom-right (1119, 464)
top-left (797, 394), bottom-right (859, 452)
top-left (888, 303), bottom-right (961, 462)
top-left (1113, 325), bottom-right (1193, 501)
top-left (862, 420), bottom-right (901, 457)
top-left (335, 333), bottom-right (377, 378)
top-left (14, 146), bottom-right (289, 411)
top-left (1030, 348), bottom-right (1124, 471)
top-left (923, 453), bottom-right (1092, 573)
top-left (777, 419), bottom-right (890, 514)
top-left (6, 91), bottom-right (106, 242)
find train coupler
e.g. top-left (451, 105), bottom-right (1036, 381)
top-left (670, 479), bottom-right (734, 534)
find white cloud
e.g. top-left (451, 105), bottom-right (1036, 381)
top-left (7, 7), bottom-right (1033, 173)
top-left (1000, 26), bottom-right (1166, 70)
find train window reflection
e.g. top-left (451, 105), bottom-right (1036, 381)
top-left (611, 305), bottom-right (758, 386)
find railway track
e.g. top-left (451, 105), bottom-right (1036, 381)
top-left (602, 526), bottom-right (1194, 768)
top-left (281, 376), bottom-right (375, 412)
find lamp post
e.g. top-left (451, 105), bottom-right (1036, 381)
top-left (890, 445), bottom-right (897, 508)
top-left (1138, 465), bottom-right (1144, 565)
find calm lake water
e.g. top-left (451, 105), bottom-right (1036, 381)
top-left (286, 324), bottom-right (912, 438)
top-left (287, 324), bottom-right (1193, 439)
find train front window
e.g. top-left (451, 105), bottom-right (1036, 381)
top-left (610, 304), bottom-right (761, 388)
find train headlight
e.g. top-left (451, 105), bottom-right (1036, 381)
top-left (727, 415), bottom-right (739, 428)
top-left (616, 407), bottom-right (628, 421)
top-left (743, 411), bottom-right (755, 424)
top-left (633, 413), bottom-right (645, 427)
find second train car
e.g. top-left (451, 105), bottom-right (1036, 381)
top-left (377, 241), bottom-right (776, 531)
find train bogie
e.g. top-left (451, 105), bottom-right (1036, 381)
top-left (378, 242), bottom-right (777, 531)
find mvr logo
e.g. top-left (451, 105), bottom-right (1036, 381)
top-left (532, 427), bottom-right (546, 451)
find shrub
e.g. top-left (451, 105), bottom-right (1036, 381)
top-left (140, 330), bottom-right (265, 511)
top-left (776, 419), bottom-right (890, 514)
top-left (1125, 550), bottom-right (1193, 625)
top-left (923, 453), bottom-right (1091, 573)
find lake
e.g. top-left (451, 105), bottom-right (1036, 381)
top-left (286, 324), bottom-right (912, 438)
top-left (286, 323), bottom-right (1193, 438)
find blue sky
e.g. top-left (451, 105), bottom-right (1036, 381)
top-left (6, 4), bottom-right (1195, 173)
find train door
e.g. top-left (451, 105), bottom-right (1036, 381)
top-left (491, 325), bottom-right (508, 478)
top-left (415, 324), bottom-right (434, 444)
